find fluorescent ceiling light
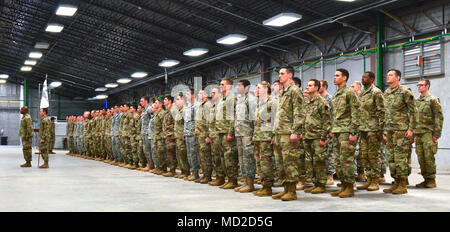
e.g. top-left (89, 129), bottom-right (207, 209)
top-left (336, 0), bottom-right (356, 2)
top-left (0, 80), bottom-right (6, 84)
top-left (24, 60), bottom-right (37, 66)
top-left (21, 66), bottom-right (32, 72)
top-left (29, 52), bottom-right (43, 59)
top-left (105, 83), bottom-right (118, 88)
top-left (95, 87), bottom-right (107, 92)
top-left (183, 48), bottom-right (209, 56)
top-left (50, 81), bottom-right (62, 87)
top-left (35, 42), bottom-right (50, 49)
top-left (131, 72), bottom-right (148, 78)
top-left (56, 5), bottom-right (78, 16)
top-left (46, 24), bottom-right (64, 33)
top-left (217, 34), bottom-right (247, 45)
top-left (158, 59), bottom-right (180, 68)
top-left (263, 12), bottom-right (302, 27)
top-left (0, 74), bottom-right (9, 79)
top-left (96, 94), bottom-right (108, 99)
top-left (117, 78), bottom-right (132, 84)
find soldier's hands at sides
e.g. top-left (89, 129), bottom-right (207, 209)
top-left (205, 137), bottom-right (210, 144)
top-left (349, 134), bottom-right (357, 144)
top-left (40, 140), bottom-right (44, 143)
top-left (299, 134), bottom-right (303, 141)
top-left (182, 137), bottom-right (185, 142)
top-left (290, 133), bottom-right (297, 143)
top-left (319, 140), bottom-right (326, 147)
top-left (271, 140), bottom-right (274, 145)
top-left (405, 129), bottom-right (413, 138)
top-left (226, 135), bottom-right (233, 142)
top-left (410, 139), bottom-right (414, 144)
top-left (383, 135), bottom-right (387, 142)
top-left (377, 131), bottom-right (383, 140)
top-left (432, 137), bottom-right (438, 143)
top-left (328, 133), bottom-right (333, 138)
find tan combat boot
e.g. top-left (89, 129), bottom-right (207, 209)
top-left (281, 182), bottom-right (298, 201)
top-left (331, 182), bottom-right (345, 197)
top-left (254, 177), bottom-right (262, 185)
top-left (239, 178), bottom-right (255, 193)
top-left (163, 169), bottom-right (176, 177)
top-left (311, 185), bottom-right (326, 194)
top-left (339, 182), bottom-right (355, 198)
top-left (39, 161), bottom-right (49, 169)
top-left (238, 176), bottom-right (245, 183)
top-left (154, 169), bottom-right (163, 175)
top-left (296, 179), bottom-right (305, 190)
top-left (415, 179), bottom-right (428, 188)
top-left (200, 176), bottom-right (212, 184)
top-left (357, 177), bottom-right (372, 190)
top-left (425, 178), bottom-right (437, 188)
top-left (326, 174), bottom-right (334, 185)
top-left (367, 177), bottom-right (380, 191)
top-left (392, 178), bottom-right (408, 194)
top-left (222, 178), bottom-right (238, 189)
top-left (304, 185), bottom-right (315, 193)
top-left (187, 171), bottom-right (199, 181)
top-left (234, 179), bottom-right (246, 192)
top-left (272, 183), bottom-right (288, 200)
top-left (254, 181), bottom-right (272, 197)
top-left (357, 171), bottom-right (367, 182)
top-left (273, 179), bottom-right (283, 187)
top-left (141, 163), bottom-right (151, 172)
top-left (305, 177), bottom-right (312, 183)
top-left (383, 178), bottom-right (399, 193)
top-left (20, 161), bottom-right (32, 168)
top-left (209, 176), bottom-right (225, 186)
top-left (379, 175), bottom-right (386, 183)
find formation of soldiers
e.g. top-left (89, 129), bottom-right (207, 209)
top-left (24, 66), bottom-right (442, 201)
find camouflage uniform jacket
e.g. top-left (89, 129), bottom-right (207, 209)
top-left (384, 85), bottom-right (416, 131)
top-left (331, 85), bottom-right (360, 133)
top-left (359, 84), bottom-right (385, 132)
top-left (215, 93), bottom-right (236, 136)
top-left (235, 93), bottom-right (256, 137)
top-left (153, 109), bottom-right (165, 141)
top-left (414, 94), bottom-right (443, 138)
top-left (68, 121), bottom-right (74, 137)
top-left (195, 100), bottom-right (212, 138)
top-left (51, 122), bottom-right (55, 140)
top-left (209, 102), bottom-right (219, 138)
top-left (119, 113), bottom-right (130, 137)
top-left (175, 107), bottom-right (185, 140)
top-left (303, 95), bottom-right (331, 141)
top-left (148, 114), bottom-right (155, 140)
top-left (184, 101), bottom-right (197, 137)
top-left (163, 107), bottom-right (175, 139)
top-left (39, 117), bottom-right (51, 142)
top-left (253, 97), bottom-right (274, 142)
top-left (141, 106), bottom-right (151, 136)
top-left (273, 82), bottom-right (305, 135)
top-left (105, 117), bottom-right (111, 137)
top-left (20, 114), bottom-right (33, 138)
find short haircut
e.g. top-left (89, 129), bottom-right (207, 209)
top-left (352, 81), bottom-right (362, 87)
top-left (258, 81), bottom-right (271, 94)
top-left (238, 79), bottom-right (250, 88)
top-left (336, 68), bottom-right (349, 82)
top-left (273, 80), bottom-right (280, 85)
top-left (41, 108), bottom-right (48, 114)
top-left (365, 71), bottom-right (376, 79)
top-left (51, 117), bottom-right (56, 121)
top-left (221, 77), bottom-right (233, 85)
top-left (293, 77), bottom-right (301, 87)
top-left (419, 79), bottom-right (431, 88)
top-left (164, 95), bottom-right (174, 103)
top-left (388, 69), bottom-right (402, 78)
top-left (178, 92), bottom-right (186, 101)
top-left (141, 96), bottom-right (150, 103)
top-left (320, 80), bottom-right (328, 89)
top-left (280, 66), bottom-right (295, 75)
top-left (309, 79), bottom-right (321, 90)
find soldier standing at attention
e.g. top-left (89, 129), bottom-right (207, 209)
top-left (20, 106), bottom-right (33, 167)
top-left (215, 78), bottom-right (239, 189)
top-left (319, 80), bottom-right (335, 186)
top-left (140, 97), bottom-right (152, 171)
top-left (351, 81), bottom-right (367, 182)
top-left (356, 71), bottom-right (385, 191)
top-left (119, 105), bottom-right (130, 166)
top-left (414, 79), bottom-right (443, 188)
top-left (234, 79), bottom-right (257, 193)
top-left (153, 99), bottom-right (167, 175)
top-left (105, 110), bottom-right (113, 163)
top-left (38, 108), bottom-right (51, 169)
top-left (330, 68), bottom-right (360, 198)
top-left (207, 88), bottom-right (226, 186)
top-left (272, 66), bottom-right (305, 201)
top-left (162, 96), bottom-right (177, 177)
top-left (302, 79), bottom-right (331, 194)
top-left (49, 117), bottom-right (56, 154)
top-left (383, 69), bottom-right (416, 194)
top-left (195, 90), bottom-right (213, 183)
top-left (148, 103), bottom-right (159, 173)
top-left (184, 90), bottom-right (200, 181)
top-left (173, 93), bottom-right (190, 178)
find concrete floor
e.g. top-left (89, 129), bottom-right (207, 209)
top-left (1, 146), bottom-right (449, 212)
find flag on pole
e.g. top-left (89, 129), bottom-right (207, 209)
top-left (40, 78), bottom-right (49, 108)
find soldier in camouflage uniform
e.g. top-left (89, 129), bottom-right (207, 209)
top-left (109, 107), bottom-right (118, 164)
top-left (414, 79), bottom-right (443, 188)
top-left (215, 78), bottom-right (239, 189)
top-left (127, 107), bottom-right (140, 169)
top-left (20, 106), bottom-right (33, 167)
top-left (119, 105), bottom-right (131, 166)
top-left (252, 82), bottom-right (275, 197)
top-left (153, 99), bottom-right (167, 175)
top-left (68, 116), bottom-right (75, 154)
top-left (383, 69), bottom-right (416, 195)
top-left (135, 106), bottom-right (146, 169)
top-left (148, 103), bottom-right (159, 173)
top-left (234, 79), bottom-right (257, 193)
top-left (320, 80), bottom-right (335, 185)
top-left (272, 66), bottom-right (305, 201)
top-left (183, 90), bottom-right (199, 181)
top-left (162, 96), bottom-right (177, 177)
top-left (49, 117), bottom-right (56, 154)
top-left (195, 90), bottom-right (212, 183)
top-left (207, 88), bottom-right (226, 186)
top-left (38, 108), bottom-right (51, 169)
top-left (330, 69), bottom-right (360, 198)
top-left (104, 110), bottom-right (113, 163)
top-left (74, 116), bottom-right (80, 154)
top-left (173, 93), bottom-right (191, 179)
top-left (140, 97), bottom-right (153, 171)
top-left (356, 71), bottom-right (385, 191)
top-left (112, 106), bottom-right (123, 163)
top-left (302, 79), bottom-right (331, 194)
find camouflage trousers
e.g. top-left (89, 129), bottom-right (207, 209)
top-left (356, 138), bottom-right (364, 174)
top-left (39, 141), bottom-right (49, 162)
top-left (415, 132), bottom-right (437, 179)
top-left (165, 138), bottom-right (177, 170)
top-left (298, 142), bottom-right (307, 180)
top-left (333, 133), bottom-right (356, 184)
top-left (119, 136), bottom-right (130, 164)
top-left (386, 130), bottom-right (411, 179)
top-left (22, 137), bottom-right (32, 162)
top-left (219, 134), bottom-right (238, 180)
top-left (130, 137), bottom-right (139, 165)
top-left (360, 131), bottom-right (382, 179)
top-left (112, 136), bottom-right (122, 162)
top-left (142, 136), bottom-right (152, 164)
top-left (326, 137), bottom-right (335, 175)
top-left (68, 136), bottom-right (75, 153)
top-left (197, 136), bottom-right (211, 175)
top-left (236, 136), bottom-right (255, 179)
top-left (105, 136), bottom-right (113, 160)
top-left (381, 142), bottom-right (387, 175)
top-left (210, 135), bottom-right (225, 177)
top-left (150, 139), bottom-right (158, 167)
top-left (273, 134), bottom-right (301, 184)
top-left (254, 140), bottom-right (274, 183)
top-left (186, 136), bottom-right (199, 172)
top-left (176, 137), bottom-right (190, 174)
top-left (156, 139), bottom-right (167, 171)
top-left (88, 137), bottom-right (95, 157)
top-left (304, 139), bottom-right (327, 187)
top-left (50, 139), bottom-right (55, 153)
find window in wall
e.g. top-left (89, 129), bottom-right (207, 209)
top-left (403, 39), bottom-right (444, 79)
